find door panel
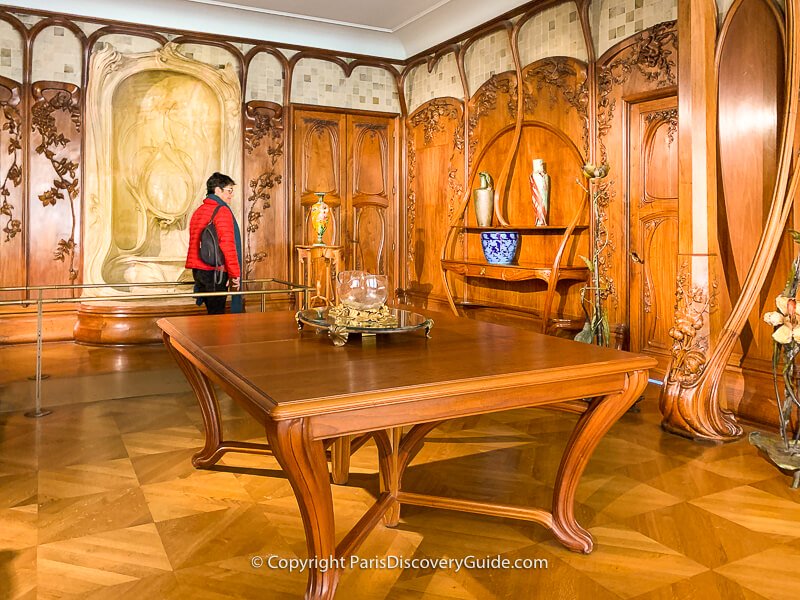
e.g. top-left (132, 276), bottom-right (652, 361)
top-left (294, 110), bottom-right (346, 246)
top-left (293, 108), bottom-right (396, 292)
top-left (629, 97), bottom-right (678, 373)
top-left (347, 115), bottom-right (394, 282)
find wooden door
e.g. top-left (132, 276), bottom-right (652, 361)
top-left (628, 96), bottom-right (679, 372)
top-left (293, 109), bottom-right (346, 247)
top-left (293, 107), bottom-right (397, 290)
top-left (346, 113), bottom-right (395, 282)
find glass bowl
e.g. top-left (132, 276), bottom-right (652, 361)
top-left (336, 270), bottom-right (388, 310)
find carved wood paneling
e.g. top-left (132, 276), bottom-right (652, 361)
top-left (243, 100), bottom-right (285, 280)
top-left (28, 81), bottom-right (81, 293)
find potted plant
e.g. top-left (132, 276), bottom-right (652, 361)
top-left (753, 230), bottom-right (800, 488)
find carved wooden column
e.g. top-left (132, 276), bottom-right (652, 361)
top-left (660, 0), bottom-right (800, 440)
top-left (659, 0), bottom-right (741, 441)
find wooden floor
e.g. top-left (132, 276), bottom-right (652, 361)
top-left (1, 342), bottom-right (799, 599)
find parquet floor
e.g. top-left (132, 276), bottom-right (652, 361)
top-left (1, 342), bottom-right (800, 599)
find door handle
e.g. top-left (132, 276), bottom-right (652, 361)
top-left (630, 251), bottom-right (644, 264)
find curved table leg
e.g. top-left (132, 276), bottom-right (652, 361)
top-left (266, 418), bottom-right (338, 600)
top-left (162, 332), bottom-right (224, 468)
top-left (551, 369), bottom-right (649, 553)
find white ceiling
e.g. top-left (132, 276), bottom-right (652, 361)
top-left (183, 0), bottom-right (454, 32)
top-left (4, 0), bottom-right (531, 59)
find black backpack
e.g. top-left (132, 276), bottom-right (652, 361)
top-left (199, 205), bottom-right (225, 268)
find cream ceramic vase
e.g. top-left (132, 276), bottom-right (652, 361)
top-left (530, 159), bottom-right (550, 226)
top-left (473, 172), bottom-right (494, 227)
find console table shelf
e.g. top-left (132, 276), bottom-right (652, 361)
top-left (458, 225), bottom-right (589, 234)
top-left (441, 259), bottom-right (588, 283)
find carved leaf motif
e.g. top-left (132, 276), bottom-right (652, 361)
top-left (31, 84), bottom-right (81, 279)
top-left (0, 98), bottom-right (22, 242)
top-left (644, 109), bottom-right (678, 146)
top-left (524, 58), bottom-right (589, 154)
top-left (406, 132), bottom-right (417, 268)
top-left (410, 98), bottom-right (459, 146)
top-left (665, 259), bottom-right (718, 387)
top-left (597, 21), bottom-right (677, 163)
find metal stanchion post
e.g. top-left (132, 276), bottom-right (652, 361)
top-left (25, 288), bottom-right (52, 418)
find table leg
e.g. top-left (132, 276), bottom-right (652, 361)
top-left (162, 332), bottom-right (224, 468)
top-left (551, 369), bottom-right (649, 553)
top-left (330, 436), bottom-right (352, 485)
top-left (375, 422), bottom-right (443, 527)
top-left (266, 418), bottom-right (339, 600)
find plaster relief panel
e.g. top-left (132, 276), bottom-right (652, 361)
top-left (84, 43), bottom-right (242, 296)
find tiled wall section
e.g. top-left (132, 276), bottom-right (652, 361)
top-left (0, 20), bottom-right (23, 83)
top-left (592, 0), bottom-right (677, 57)
top-left (245, 51), bottom-right (284, 103)
top-left (177, 43), bottom-right (242, 77)
top-left (290, 58), bottom-right (400, 113)
top-left (31, 26), bottom-right (82, 85)
top-left (93, 34), bottom-right (161, 54)
top-left (464, 29), bottom-right (515, 97)
top-left (405, 53), bottom-right (462, 114)
top-left (75, 20), bottom-right (104, 37)
top-left (11, 12), bottom-right (42, 28)
top-left (518, 3), bottom-right (588, 66)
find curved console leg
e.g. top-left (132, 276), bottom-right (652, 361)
top-left (267, 418), bottom-right (339, 600)
top-left (551, 369), bottom-right (649, 553)
top-left (162, 332), bottom-right (224, 468)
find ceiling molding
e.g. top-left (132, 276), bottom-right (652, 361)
top-left (0, 0), bottom-right (533, 59)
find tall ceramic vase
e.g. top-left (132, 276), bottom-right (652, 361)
top-left (473, 171), bottom-right (494, 227)
top-left (310, 192), bottom-right (330, 245)
top-left (530, 159), bottom-right (550, 226)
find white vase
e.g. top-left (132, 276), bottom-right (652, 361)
top-left (473, 172), bottom-right (494, 227)
top-left (530, 159), bottom-right (550, 226)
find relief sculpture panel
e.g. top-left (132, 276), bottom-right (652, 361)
top-left (83, 42), bottom-right (242, 296)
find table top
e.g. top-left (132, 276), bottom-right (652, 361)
top-left (158, 309), bottom-right (656, 422)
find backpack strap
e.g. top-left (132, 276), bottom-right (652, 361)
top-left (205, 205), bottom-right (224, 274)
top-left (207, 205), bottom-right (223, 226)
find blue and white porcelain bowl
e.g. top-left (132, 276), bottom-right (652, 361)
top-left (480, 231), bottom-right (519, 265)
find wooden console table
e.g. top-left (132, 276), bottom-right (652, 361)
top-left (159, 310), bottom-right (654, 599)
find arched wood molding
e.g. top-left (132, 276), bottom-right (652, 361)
top-left (659, 0), bottom-right (799, 441)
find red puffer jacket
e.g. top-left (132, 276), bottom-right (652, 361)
top-left (185, 198), bottom-right (241, 278)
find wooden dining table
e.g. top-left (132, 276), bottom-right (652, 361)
top-left (158, 309), bottom-right (655, 599)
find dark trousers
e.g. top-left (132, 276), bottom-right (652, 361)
top-left (193, 268), bottom-right (228, 314)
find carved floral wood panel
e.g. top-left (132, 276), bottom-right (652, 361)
top-left (405, 98), bottom-right (463, 302)
top-left (243, 100), bottom-right (285, 279)
top-left (0, 77), bottom-right (23, 297)
top-left (28, 81), bottom-right (81, 293)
